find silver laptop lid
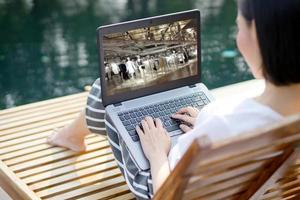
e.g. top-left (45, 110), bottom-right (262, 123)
top-left (97, 9), bottom-right (201, 107)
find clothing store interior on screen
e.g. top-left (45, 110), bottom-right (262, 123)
top-left (102, 18), bottom-right (199, 96)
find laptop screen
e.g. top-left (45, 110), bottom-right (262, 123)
top-left (98, 10), bottom-right (201, 106)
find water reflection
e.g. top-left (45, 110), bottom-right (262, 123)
top-left (0, 0), bottom-right (252, 109)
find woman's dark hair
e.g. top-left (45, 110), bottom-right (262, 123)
top-left (238, 0), bottom-right (300, 86)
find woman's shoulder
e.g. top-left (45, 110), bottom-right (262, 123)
top-left (194, 98), bottom-right (283, 141)
top-left (199, 98), bottom-right (282, 120)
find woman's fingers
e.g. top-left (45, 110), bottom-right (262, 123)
top-left (179, 124), bottom-right (192, 133)
top-left (176, 106), bottom-right (197, 116)
top-left (145, 116), bottom-right (155, 129)
top-left (155, 118), bottom-right (163, 129)
top-left (172, 113), bottom-right (195, 125)
top-left (176, 107), bottom-right (191, 114)
top-left (136, 125), bottom-right (144, 140)
top-left (141, 119), bottom-right (150, 132)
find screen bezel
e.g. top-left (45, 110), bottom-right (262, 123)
top-left (97, 9), bottom-right (201, 107)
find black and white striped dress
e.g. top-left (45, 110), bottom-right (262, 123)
top-left (85, 78), bottom-right (153, 199)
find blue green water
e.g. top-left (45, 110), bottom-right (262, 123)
top-left (0, 0), bottom-right (252, 109)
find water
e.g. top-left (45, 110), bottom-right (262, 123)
top-left (0, 0), bottom-right (253, 109)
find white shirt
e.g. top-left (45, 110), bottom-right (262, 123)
top-left (168, 98), bottom-right (283, 169)
top-left (111, 63), bottom-right (120, 75)
top-left (126, 60), bottom-right (136, 74)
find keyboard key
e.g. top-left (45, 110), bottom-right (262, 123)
top-left (164, 104), bottom-right (170, 109)
top-left (130, 119), bottom-right (136, 124)
top-left (137, 112), bottom-right (143, 117)
top-left (119, 116), bottom-right (125, 121)
top-left (142, 110), bottom-right (148, 115)
top-left (159, 111), bottom-right (164, 117)
top-left (123, 120), bottom-right (130, 126)
top-left (132, 135), bottom-right (140, 142)
top-left (128, 130), bottom-right (137, 136)
top-left (169, 119), bottom-right (178, 125)
top-left (148, 109), bottom-right (154, 114)
top-left (166, 110), bottom-right (172, 115)
top-left (171, 108), bottom-right (177, 113)
top-left (153, 113), bottom-right (160, 118)
top-left (186, 99), bottom-right (192, 104)
top-left (197, 101), bottom-right (204, 106)
top-left (166, 125), bottom-right (180, 132)
top-left (158, 106), bottom-right (164, 111)
top-left (126, 125), bottom-right (135, 131)
top-left (162, 116), bottom-right (169, 122)
top-left (165, 121), bottom-right (171, 127)
top-left (124, 114), bottom-right (130, 120)
top-left (201, 95), bottom-right (207, 100)
top-left (130, 113), bottom-right (137, 118)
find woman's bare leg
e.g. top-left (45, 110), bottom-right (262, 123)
top-left (47, 109), bottom-right (91, 152)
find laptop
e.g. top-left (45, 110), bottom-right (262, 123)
top-left (97, 9), bottom-right (214, 170)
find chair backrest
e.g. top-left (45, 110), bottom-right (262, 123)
top-left (154, 114), bottom-right (300, 200)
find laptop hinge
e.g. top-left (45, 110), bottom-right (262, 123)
top-left (189, 84), bottom-right (197, 88)
top-left (114, 103), bottom-right (122, 107)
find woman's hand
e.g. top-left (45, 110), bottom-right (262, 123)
top-left (171, 106), bottom-right (200, 132)
top-left (136, 116), bottom-right (171, 193)
top-left (136, 116), bottom-right (171, 162)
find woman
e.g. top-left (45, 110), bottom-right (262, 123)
top-left (48, 0), bottom-right (300, 199)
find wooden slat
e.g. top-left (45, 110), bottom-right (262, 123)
top-left (0, 132), bottom-right (78, 160)
top-left (106, 192), bottom-right (135, 200)
top-left (187, 171), bottom-right (257, 193)
top-left (0, 102), bottom-right (85, 131)
top-left (185, 172), bottom-right (255, 198)
top-left (0, 92), bottom-right (88, 117)
top-left (16, 145), bottom-right (111, 179)
top-left (0, 133), bottom-right (97, 156)
top-left (0, 130), bottom-right (57, 149)
top-left (76, 184), bottom-right (133, 200)
top-left (184, 182), bottom-right (248, 200)
top-left (240, 148), bottom-right (297, 200)
top-left (25, 153), bottom-right (115, 185)
top-left (34, 164), bottom-right (120, 197)
top-left (0, 113), bottom-right (79, 136)
top-left (4, 135), bottom-right (103, 166)
top-left (0, 119), bottom-right (74, 143)
top-left (195, 146), bottom-right (281, 174)
top-left (45, 176), bottom-right (126, 200)
top-left (0, 97), bottom-right (86, 126)
top-left (189, 116), bottom-right (300, 174)
top-left (9, 139), bottom-right (110, 172)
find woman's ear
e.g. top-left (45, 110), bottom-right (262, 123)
top-left (250, 21), bottom-right (258, 42)
top-left (250, 21), bottom-right (264, 79)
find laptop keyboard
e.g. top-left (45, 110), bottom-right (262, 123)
top-left (118, 92), bottom-right (210, 142)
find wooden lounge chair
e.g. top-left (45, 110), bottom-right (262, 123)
top-left (0, 79), bottom-right (299, 200)
top-left (154, 114), bottom-right (300, 200)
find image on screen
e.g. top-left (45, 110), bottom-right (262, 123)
top-left (103, 18), bottom-right (198, 96)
